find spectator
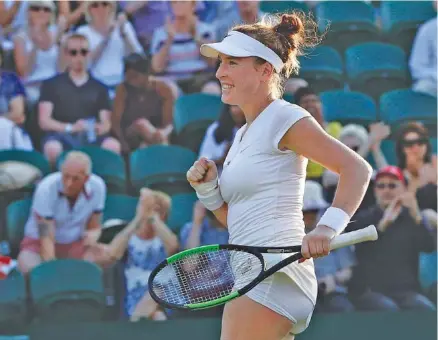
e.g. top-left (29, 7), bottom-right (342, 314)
top-left (347, 166), bottom-right (437, 311)
top-left (112, 53), bottom-right (175, 153)
top-left (150, 0), bottom-right (217, 96)
top-left (76, 1), bottom-right (143, 91)
top-left (284, 78), bottom-right (308, 96)
top-left (409, 1), bottom-right (437, 97)
top-left (199, 104), bottom-right (245, 173)
top-left (180, 200), bottom-right (229, 251)
top-left (17, 152), bottom-right (108, 274)
top-left (124, 189), bottom-right (179, 321)
top-left (302, 181), bottom-right (355, 313)
top-left (215, 0), bottom-right (265, 40)
top-left (64, 1), bottom-right (88, 30)
top-left (38, 33), bottom-right (120, 165)
top-left (13, 0), bottom-right (66, 105)
top-left (394, 122), bottom-right (437, 211)
top-left (294, 86), bottom-right (342, 182)
top-left (118, 1), bottom-right (168, 51)
top-left (175, 201), bottom-right (229, 318)
top-left (322, 123), bottom-right (389, 205)
top-left (0, 1), bottom-right (27, 47)
top-left (0, 45), bottom-right (32, 150)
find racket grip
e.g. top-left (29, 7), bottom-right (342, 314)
top-left (329, 225), bottom-right (378, 250)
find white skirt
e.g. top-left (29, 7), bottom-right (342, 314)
top-left (246, 272), bottom-right (315, 335)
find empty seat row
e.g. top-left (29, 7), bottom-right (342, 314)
top-left (260, 1), bottom-right (436, 53)
top-left (298, 42), bottom-right (410, 98)
top-left (0, 260), bottom-right (105, 327)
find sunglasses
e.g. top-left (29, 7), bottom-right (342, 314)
top-left (30, 6), bottom-right (52, 13)
top-left (68, 49), bottom-right (89, 57)
top-left (402, 138), bottom-right (428, 148)
top-left (91, 2), bottom-right (110, 8)
top-left (375, 183), bottom-right (398, 190)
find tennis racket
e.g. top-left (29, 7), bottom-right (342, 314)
top-left (148, 225), bottom-right (378, 311)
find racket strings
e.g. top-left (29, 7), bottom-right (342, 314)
top-left (150, 249), bottom-right (263, 306)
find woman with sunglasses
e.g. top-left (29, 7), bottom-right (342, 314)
top-left (13, 0), bottom-right (66, 106)
top-left (395, 122), bottom-right (437, 211)
top-left (76, 1), bottom-right (143, 91)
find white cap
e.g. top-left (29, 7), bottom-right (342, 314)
top-left (200, 31), bottom-right (284, 73)
top-left (303, 180), bottom-right (329, 212)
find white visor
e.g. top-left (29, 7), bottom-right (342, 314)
top-left (200, 31), bottom-right (284, 73)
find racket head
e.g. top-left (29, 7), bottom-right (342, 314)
top-left (148, 244), bottom-right (265, 310)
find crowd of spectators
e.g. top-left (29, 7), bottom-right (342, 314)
top-left (0, 0), bottom-right (436, 324)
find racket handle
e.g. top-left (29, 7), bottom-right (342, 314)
top-left (329, 225), bottom-right (378, 250)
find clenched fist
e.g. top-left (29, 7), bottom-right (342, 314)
top-left (186, 157), bottom-right (218, 188)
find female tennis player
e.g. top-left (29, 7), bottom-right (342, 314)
top-left (186, 12), bottom-right (373, 340)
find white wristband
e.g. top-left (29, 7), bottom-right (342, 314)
top-left (194, 177), bottom-right (224, 211)
top-left (317, 207), bottom-right (350, 235)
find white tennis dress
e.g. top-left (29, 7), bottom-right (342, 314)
top-left (219, 99), bottom-right (317, 335)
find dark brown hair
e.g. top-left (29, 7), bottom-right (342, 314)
top-left (395, 122), bottom-right (432, 169)
top-left (232, 11), bottom-right (322, 98)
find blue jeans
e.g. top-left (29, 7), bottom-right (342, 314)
top-left (353, 290), bottom-right (436, 312)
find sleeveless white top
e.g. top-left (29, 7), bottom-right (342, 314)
top-left (219, 99), bottom-right (318, 304)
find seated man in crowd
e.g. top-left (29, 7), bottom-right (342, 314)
top-left (17, 151), bottom-right (109, 274)
top-left (347, 166), bottom-right (437, 311)
top-left (38, 33), bottom-right (120, 165)
top-left (302, 181), bottom-right (355, 313)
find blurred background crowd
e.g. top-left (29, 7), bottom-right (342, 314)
top-left (0, 0), bottom-right (436, 334)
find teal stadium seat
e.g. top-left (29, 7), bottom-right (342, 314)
top-left (298, 46), bottom-right (344, 93)
top-left (379, 89), bottom-right (437, 134)
top-left (99, 194), bottom-right (138, 244)
top-left (260, 1), bottom-right (309, 14)
top-left (173, 94), bottom-right (224, 153)
top-left (283, 93), bottom-right (294, 104)
top-left (0, 150), bottom-right (50, 176)
top-left (381, 1), bottom-right (436, 54)
top-left (103, 194), bottom-right (138, 223)
top-left (316, 1), bottom-right (380, 53)
top-left (0, 271), bottom-right (26, 328)
top-left (6, 199), bottom-right (31, 257)
top-left (320, 91), bottom-right (377, 125)
top-left (345, 42), bottom-right (409, 100)
top-left (419, 252), bottom-right (437, 290)
top-left (167, 193), bottom-right (198, 232)
top-left (57, 146), bottom-right (127, 194)
top-left (129, 145), bottom-right (197, 195)
top-left (29, 259), bottom-right (106, 322)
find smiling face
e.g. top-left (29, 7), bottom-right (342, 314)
top-left (215, 53), bottom-right (270, 106)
